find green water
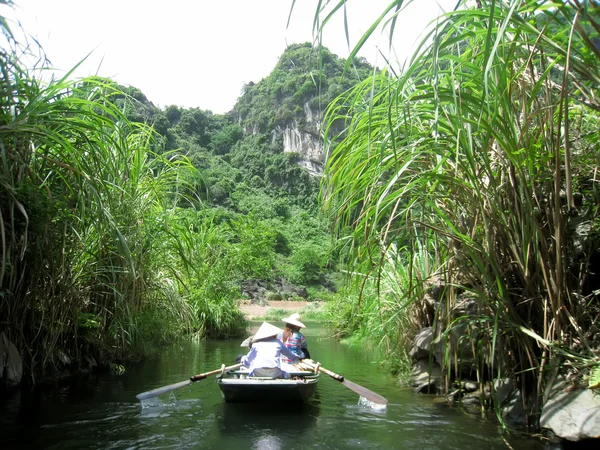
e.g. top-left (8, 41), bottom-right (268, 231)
top-left (1, 322), bottom-right (543, 449)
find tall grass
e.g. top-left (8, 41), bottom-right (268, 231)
top-left (315, 0), bottom-right (600, 424)
top-left (325, 241), bottom-right (434, 382)
top-left (0, 14), bottom-right (205, 377)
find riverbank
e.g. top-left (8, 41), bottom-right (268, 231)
top-left (237, 300), bottom-right (314, 320)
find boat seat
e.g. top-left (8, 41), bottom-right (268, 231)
top-left (231, 370), bottom-right (313, 376)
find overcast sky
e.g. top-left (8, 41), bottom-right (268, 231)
top-left (4, 0), bottom-right (456, 113)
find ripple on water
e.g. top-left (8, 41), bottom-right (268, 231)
top-left (1, 333), bottom-right (545, 450)
top-left (357, 396), bottom-right (388, 412)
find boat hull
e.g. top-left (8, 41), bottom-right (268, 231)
top-left (218, 371), bottom-right (319, 403)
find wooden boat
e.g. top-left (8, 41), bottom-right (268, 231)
top-left (217, 365), bottom-right (319, 403)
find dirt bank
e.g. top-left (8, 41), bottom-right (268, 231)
top-left (238, 300), bottom-right (309, 320)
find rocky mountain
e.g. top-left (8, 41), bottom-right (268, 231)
top-left (116, 43), bottom-right (374, 208)
top-left (233, 43), bottom-right (373, 176)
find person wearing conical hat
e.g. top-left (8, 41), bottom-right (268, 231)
top-left (277, 312), bottom-right (310, 363)
top-left (239, 322), bottom-right (300, 378)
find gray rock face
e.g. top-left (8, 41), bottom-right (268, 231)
top-left (409, 327), bottom-right (433, 359)
top-left (412, 358), bottom-right (442, 393)
top-left (281, 127), bottom-right (323, 175)
top-left (241, 279), bottom-right (269, 304)
top-left (241, 277), bottom-right (308, 304)
top-left (541, 379), bottom-right (600, 441)
top-left (271, 101), bottom-right (325, 176)
top-left (0, 332), bottom-right (23, 387)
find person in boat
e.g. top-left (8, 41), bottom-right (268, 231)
top-left (278, 312), bottom-right (310, 363)
top-left (239, 322), bottom-right (300, 378)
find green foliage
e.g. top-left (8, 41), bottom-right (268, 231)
top-left (286, 242), bottom-right (328, 284)
top-left (234, 42), bottom-right (373, 134)
top-left (0, 5), bottom-right (367, 382)
top-left (0, 10), bottom-right (253, 377)
top-left (210, 124), bottom-right (243, 155)
top-left (300, 302), bottom-right (328, 320)
top-left (262, 308), bottom-right (287, 321)
top-left (589, 364), bottom-right (600, 390)
top-left (110, 363), bottom-right (126, 375)
top-left (0, 40), bottom-right (203, 373)
top-left (258, 304), bottom-right (327, 321)
top-left (318, 0), bottom-right (600, 422)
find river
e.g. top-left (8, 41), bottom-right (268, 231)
top-left (1, 321), bottom-right (544, 449)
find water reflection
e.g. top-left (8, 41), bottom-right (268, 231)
top-left (252, 434), bottom-right (282, 450)
top-left (217, 401), bottom-right (319, 443)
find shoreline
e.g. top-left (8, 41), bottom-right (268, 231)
top-left (237, 300), bottom-right (310, 320)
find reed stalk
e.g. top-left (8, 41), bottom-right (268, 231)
top-left (315, 0), bottom-right (600, 424)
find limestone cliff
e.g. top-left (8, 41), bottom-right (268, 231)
top-left (233, 43), bottom-right (373, 177)
top-left (272, 101), bottom-right (324, 176)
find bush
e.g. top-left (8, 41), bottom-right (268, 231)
top-left (287, 243), bottom-right (327, 284)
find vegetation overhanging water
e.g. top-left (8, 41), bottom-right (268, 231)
top-left (0, 323), bottom-right (545, 450)
top-left (0, 0), bottom-right (599, 444)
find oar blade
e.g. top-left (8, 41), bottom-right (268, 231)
top-left (342, 379), bottom-right (388, 405)
top-left (136, 379), bottom-right (191, 400)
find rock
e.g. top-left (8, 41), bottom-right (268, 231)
top-left (320, 277), bottom-right (338, 293)
top-left (4, 339), bottom-right (23, 387)
top-left (493, 378), bottom-right (514, 405)
top-left (461, 391), bottom-right (481, 406)
top-left (503, 389), bottom-right (526, 426)
top-left (447, 389), bottom-right (460, 403)
top-left (409, 327), bottom-right (433, 359)
top-left (57, 350), bottom-right (71, 366)
top-left (491, 378), bottom-right (526, 426)
top-left (241, 279), bottom-right (269, 304)
top-left (568, 217), bottom-right (592, 256)
top-left (272, 277), bottom-right (308, 299)
top-left (461, 380), bottom-right (479, 392)
top-left (430, 293), bottom-right (479, 372)
top-left (0, 332), bottom-right (8, 370)
top-left (431, 328), bottom-right (476, 376)
top-left (242, 277), bottom-right (308, 304)
top-left (451, 294), bottom-right (479, 318)
top-left (412, 358), bottom-right (442, 393)
top-left (85, 355), bottom-right (98, 369)
top-left (541, 378), bottom-right (600, 441)
top-left (271, 101), bottom-right (325, 176)
top-left (425, 275), bottom-right (447, 302)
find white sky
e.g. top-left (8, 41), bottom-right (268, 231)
top-left (3, 0), bottom-right (456, 114)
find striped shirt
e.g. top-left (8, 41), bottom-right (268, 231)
top-left (277, 330), bottom-right (307, 363)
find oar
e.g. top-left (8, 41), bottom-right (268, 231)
top-left (300, 359), bottom-right (388, 405)
top-left (136, 363), bottom-right (243, 401)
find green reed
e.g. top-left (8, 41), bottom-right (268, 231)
top-left (0, 16), bottom-right (205, 376)
top-left (313, 0), bottom-right (600, 424)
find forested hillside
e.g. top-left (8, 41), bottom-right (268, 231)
top-left (117, 43), bottom-right (373, 286)
top-left (115, 42), bottom-right (376, 294)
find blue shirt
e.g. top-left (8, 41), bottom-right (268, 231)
top-left (276, 331), bottom-right (307, 363)
top-left (240, 338), bottom-right (299, 375)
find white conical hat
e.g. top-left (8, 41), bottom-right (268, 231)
top-left (281, 312), bottom-right (306, 328)
top-left (252, 322), bottom-right (283, 342)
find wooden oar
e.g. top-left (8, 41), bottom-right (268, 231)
top-left (136, 363), bottom-right (243, 401)
top-left (300, 359), bottom-right (388, 405)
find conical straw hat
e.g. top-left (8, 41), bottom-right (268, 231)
top-left (253, 322), bottom-right (283, 342)
top-left (281, 312), bottom-right (306, 328)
